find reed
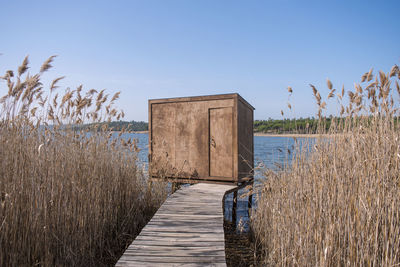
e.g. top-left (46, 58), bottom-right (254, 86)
top-left (0, 56), bottom-right (167, 266)
top-left (252, 64), bottom-right (400, 266)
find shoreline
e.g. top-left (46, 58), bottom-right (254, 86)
top-left (254, 132), bottom-right (324, 138)
top-left (129, 131), bottom-right (323, 138)
top-left (130, 130), bottom-right (148, 134)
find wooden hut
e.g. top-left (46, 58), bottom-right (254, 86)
top-left (148, 93), bottom-right (254, 185)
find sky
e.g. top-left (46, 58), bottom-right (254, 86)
top-left (1, 0), bottom-right (399, 121)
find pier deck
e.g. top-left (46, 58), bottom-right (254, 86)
top-left (116, 183), bottom-right (235, 267)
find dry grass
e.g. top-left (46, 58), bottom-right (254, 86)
top-left (252, 64), bottom-right (400, 266)
top-left (0, 56), bottom-right (167, 266)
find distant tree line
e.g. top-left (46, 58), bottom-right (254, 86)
top-left (106, 121), bottom-right (148, 131)
top-left (254, 117), bottom-right (333, 134)
top-left (74, 117), bottom-right (341, 133)
top-left (74, 120), bottom-right (148, 132)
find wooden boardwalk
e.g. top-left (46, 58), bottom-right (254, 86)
top-left (116, 183), bottom-right (235, 267)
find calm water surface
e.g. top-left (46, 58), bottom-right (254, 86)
top-left (117, 132), bottom-right (310, 180)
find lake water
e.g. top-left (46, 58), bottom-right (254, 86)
top-left (117, 132), bottom-right (310, 181)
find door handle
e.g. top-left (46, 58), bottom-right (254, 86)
top-left (210, 138), bottom-right (216, 148)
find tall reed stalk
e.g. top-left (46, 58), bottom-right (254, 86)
top-left (0, 56), bottom-right (167, 266)
top-left (252, 64), bottom-right (400, 266)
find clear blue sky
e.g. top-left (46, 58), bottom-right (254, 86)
top-left (1, 0), bottom-right (399, 121)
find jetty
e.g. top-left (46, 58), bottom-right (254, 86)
top-left (116, 183), bottom-right (235, 266)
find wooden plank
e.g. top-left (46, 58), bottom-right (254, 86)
top-left (147, 219), bottom-right (221, 224)
top-left (130, 240), bottom-right (226, 247)
top-left (134, 236), bottom-right (224, 242)
top-left (116, 183), bottom-right (235, 267)
top-left (137, 232), bottom-right (223, 238)
top-left (126, 245), bottom-right (225, 251)
top-left (117, 262), bottom-right (226, 267)
top-left (122, 251), bottom-right (226, 258)
top-left (117, 255), bottom-right (227, 263)
top-left (142, 228), bottom-right (224, 234)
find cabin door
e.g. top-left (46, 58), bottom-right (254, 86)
top-left (209, 107), bottom-right (233, 178)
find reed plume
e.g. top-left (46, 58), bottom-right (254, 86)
top-left (252, 63), bottom-right (400, 266)
top-left (0, 56), bottom-right (167, 266)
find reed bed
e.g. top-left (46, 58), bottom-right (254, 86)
top-left (252, 64), bottom-right (400, 266)
top-left (0, 56), bottom-right (167, 266)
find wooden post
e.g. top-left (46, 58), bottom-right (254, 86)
top-left (248, 181), bottom-right (254, 211)
top-left (232, 190), bottom-right (238, 229)
top-left (171, 182), bottom-right (181, 193)
top-left (248, 185), bottom-right (253, 219)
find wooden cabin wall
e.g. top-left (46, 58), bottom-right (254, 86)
top-left (149, 98), bottom-right (236, 181)
top-left (237, 99), bottom-right (254, 180)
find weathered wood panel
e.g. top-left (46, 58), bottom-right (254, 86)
top-left (149, 98), bottom-right (234, 181)
top-left (151, 102), bottom-right (176, 177)
top-left (237, 98), bottom-right (254, 180)
top-left (116, 183), bottom-right (234, 267)
top-left (209, 107), bottom-right (233, 178)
